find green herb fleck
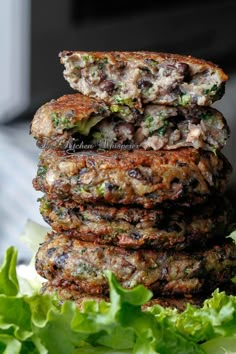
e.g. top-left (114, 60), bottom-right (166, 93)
top-left (39, 197), bottom-right (51, 214)
top-left (98, 106), bottom-right (107, 114)
top-left (97, 58), bottom-right (108, 70)
top-left (92, 131), bottom-right (104, 140)
top-left (110, 104), bottom-right (129, 116)
top-left (60, 116), bottom-right (70, 127)
top-left (211, 146), bottom-right (218, 156)
top-left (113, 96), bottom-right (134, 107)
top-left (110, 104), bottom-right (120, 113)
top-left (51, 112), bottom-right (60, 128)
top-left (74, 185), bottom-right (90, 194)
top-left (51, 111), bottom-right (81, 130)
top-left (156, 120), bottom-right (169, 136)
top-left (204, 84), bottom-right (218, 95)
top-left (73, 261), bottom-right (97, 276)
top-left (144, 58), bottom-right (158, 68)
top-left (82, 54), bottom-right (93, 62)
top-left (178, 94), bottom-right (191, 106)
top-left (96, 183), bottom-right (105, 196)
top-left (144, 115), bottom-right (154, 126)
top-left (200, 112), bottom-right (213, 120)
top-left (37, 165), bottom-right (47, 177)
top-left (185, 267), bottom-right (191, 275)
top-left (115, 228), bottom-right (126, 234)
top-left (55, 208), bottom-right (65, 218)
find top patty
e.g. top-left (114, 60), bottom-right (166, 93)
top-left (33, 148), bottom-right (232, 208)
top-left (31, 94), bottom-right (229, 152)
top-left (60, 51), bottom-right (228, 109)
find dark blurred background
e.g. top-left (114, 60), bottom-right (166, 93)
top-left (0, 0), bottom-right (235, 260)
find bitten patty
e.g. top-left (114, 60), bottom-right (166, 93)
top-left (60, 51), bottom-right (228, 109)
top-left (39, 196), bottom-right (233, 250)
top-left (31, 94), bottom-right (229, 152)
top-left (33, 148), bottom-right (232, 208)
top-left (35, 234), bottom-right (236, 296)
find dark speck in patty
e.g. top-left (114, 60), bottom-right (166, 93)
top-left (54, 252), bottom-right (69, 269)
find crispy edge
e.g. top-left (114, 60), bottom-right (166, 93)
top-left (59, 51), bottom-right (228, 81)
top-left (31, 94), bottom-right (108, 138)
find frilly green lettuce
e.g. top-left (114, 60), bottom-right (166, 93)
top-left (0, 225), bottom-right (236, 353)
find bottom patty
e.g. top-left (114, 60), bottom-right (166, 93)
top-left (42, 282), bottom-right (236, 312)
top-left (39, 196), bottom-right (233, 250)
top-left (35, 234), bottom-right (236, 296)
top-left (41, 281), bottom-right (205, 311)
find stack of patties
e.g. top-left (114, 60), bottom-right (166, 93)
top-left (32, 51), bottom-right (236, 310)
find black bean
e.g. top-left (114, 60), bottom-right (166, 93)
top-left (177, 62), bottom-right (189, 75)
top-left (87, 159), bottom-right (96, 168)
top-left (117, 61), bottom-right (126, 70)
top-left (128, 168), bottom-right (144, 180)
top-left (47, 247), bottom-right (56, 258)
top-left (160, 63), bottom-right (176, 77)
top-left (65, 110), bottom-right (75, 119)
top-left (161, 267), bottom-right (168, 279)
top-left (145, 192), bottom-right (159, 199)
top-left (100, 80), bottom-right (115, 93)
top-left (104, 182), bottom-right (119, 192)
top-left (188, 177), bottom-right (199, 188)
top-left (65, 51), bottom-right (73, 56)
top-left (43, 216), bottom-right (51, 225)
top-left (176, 161), bottom-right (187, 167)
top-left (54, 252), bottom-right (69, 269)
top-left (131, 108), bottom-right (142, 121)
top-left (164, 223), bottom-right (182, 233)
top-left (102, 213), bottom-right (113, 222)
top-left (74, 209), bottom-right (86, 221)
top-left (144, 59), bottom-right (156, 68)
top-left (137, 79), bottom-right (153, 89)
top-left (170, 86), bottom-right (182, 95)
top-left (171, 178), bottom-right (180, 184)
top-left (160, 62), bottom-right (189, 79)
top-left (189, 117), bottom-right (201, 125)
top-left (130, 231), bottom-right (141, 240)
top-left (79, 168), bottom-right (89, 176)
top-left (100, 71), bottom-right (107, 82)
top-left (170, 115), bottom-right (185, 124)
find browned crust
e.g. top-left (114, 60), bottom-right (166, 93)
top-left (33, 148), bottom-right (232, 208)
top-left (31, 94), bottom-right (109, 139)
top-left (36, 235), bottom-right (236, 296)
top-left (36, 94), bottom-right (107, 120)
top-left (37, 147), bottom-right (228, 173)
top-left (59, 50), bottom-right (228, 81)
top-left (39, 196), bottom-right (233, 250)
top-left (42, 281), bottom-right (205, 311)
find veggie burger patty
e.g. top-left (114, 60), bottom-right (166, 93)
top-left (35, 234), bottom-right (236, 296)
top-left (39, 196), bottom-right (233, 250)
top-left (60, 51), bottom-right (228, 108)
top-left (42, 281), bottom-right (207, 311)
top-left (31, 93), bottom-right (229, 151)
top-left (33, 148), bottom-right (232, 208)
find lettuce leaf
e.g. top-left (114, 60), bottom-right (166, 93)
top-left (0, 227), bottom-right (236, 353)
top-left (0, 247), bottom-right (19, 296)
